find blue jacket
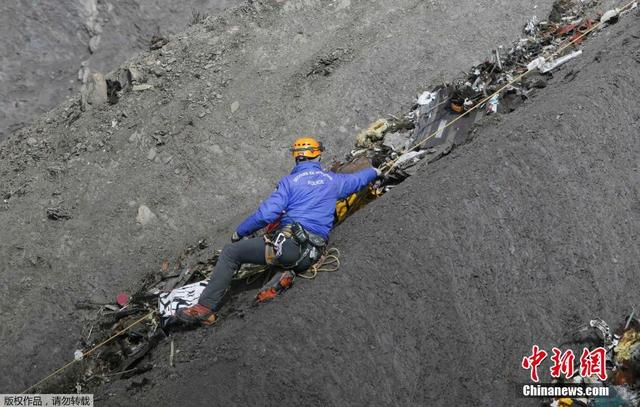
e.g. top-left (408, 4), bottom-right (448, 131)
top-left (236, 161), bottom-right (377, 240)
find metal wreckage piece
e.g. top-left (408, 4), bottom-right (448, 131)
top-left (550, 314), bottom-right (640, 406)
top-left (76, 0), bottom-right (618, 386)
top-left (553, 314), bottom-right (640, 406)
top-left (76, 237), bottom-right (328, 384)
top-left (348, 0), bottom-right (610, 181)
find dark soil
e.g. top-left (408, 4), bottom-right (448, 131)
top-left (0, 0), bottom-right (557, 394)
top-left (98, 11), bottom-right (640, 407)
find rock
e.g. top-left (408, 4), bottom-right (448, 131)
top-left (47, 207), bottom-right (72, 221)
top-left (151, 67), bottom-right (165, 77)
top-left (136, 205), bottom-right (157, 225)
top-left (128, 131), bottom-right (140, 143)
top-left (115, 69), bottom-right (130, 90)
top-left (78, 62), bottom-right (90, 84)
top-left (128, 67), bottom-right (145, 83)
top-left (26, 137), bottom-right (38, 147)
top-left (150, 35), bottom-right (169, 50)
top-left (133, 84), bottom-right (153, 91)
top-left (209, 144), bottom-right (223, 154)
top-left (80, 72), bottom-right (108, 111)
top-left (161, 153), bottom-right (173, 164)
top-left (230, 101), bottom-right (240, 113)
top-left (147, 148), bottom-right (157, 161)
top-left (89, 35), bottom-right (101, 53)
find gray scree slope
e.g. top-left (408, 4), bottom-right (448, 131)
top-left (103, 14), bottom-right (640, 406)
top-left (0, 0), bottom-right (244, 139)
top-left (2, 0), bottom-right (602, 396)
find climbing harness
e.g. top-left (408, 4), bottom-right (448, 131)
top-left (272, 232), bottom-right (287, 258)
top-left (263, 222), bottom-right (326, 269)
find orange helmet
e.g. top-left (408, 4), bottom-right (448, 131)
top-left (290, 137), bottom-right (324, 160)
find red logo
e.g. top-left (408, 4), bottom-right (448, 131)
top-left (550, 347), bottom-right (575, 379)
top-left (579, 347), bottom-right (607, 381)
top-left (522, 345), bottom-right (548, 382)
top-left (522, 346), bottom-right (607, 382)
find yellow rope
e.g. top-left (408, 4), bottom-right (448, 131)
top-left (298, 248), bottom-right (341, 279)
top-left (21, 310), bottom-right (155, 394)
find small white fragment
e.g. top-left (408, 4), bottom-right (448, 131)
top-left (417, 91), bottom-right (437, 106)
top-left (600, 8), bottom-right (620, 24)
top-left (133, 84), bottom-right (153, 91)
top-left (74, 350), bottom-right (84, 361)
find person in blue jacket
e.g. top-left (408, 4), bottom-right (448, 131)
top-left (177, 136), bottom-right (380, 326)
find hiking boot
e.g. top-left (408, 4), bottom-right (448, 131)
top-left (256, 270), bottom-right (295, 302)
top-left (256, 287), bottom-right (278, 302)
top-left (176, 304), bottom-right (217, 326)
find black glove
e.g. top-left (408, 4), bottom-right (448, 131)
top-left (231, 232), bottom-right (242, 243)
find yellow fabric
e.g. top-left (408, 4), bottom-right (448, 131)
top-left (614, 329), bottom-right (640, 364)
top-left (335, 186), bottom-right (381, 224)
top-left (356, 119), bottom-right (389, 147)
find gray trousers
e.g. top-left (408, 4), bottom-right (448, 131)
top-left (198, 236), bottom-right (313, 310)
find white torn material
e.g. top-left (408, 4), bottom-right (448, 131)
top-left (524, 15), bottom-right (539, 35)
top-left (417, 91), bottom-right (437, 106)
top-left (395, 150), bottom-right (428, 169)
top-left (527, 50), bottom-right (583, 73)
top-left (434, 119), bottom-right (447, 139)
top-left (527, 56), bottom-right (546, 71)
top-left (600, 8), bottom-right (620, 24)
top-left (486, 94), bottom-right (500, 115)
top-left (383, 132), bottom-right (411, 152)
top-left (158, 280), bottom-right (209, 320)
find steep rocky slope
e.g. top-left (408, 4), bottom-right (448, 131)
top-left (98, 13), bottom-right (640, 406)
top-left (0, 0), bottom-right (243, 138)
top-left (0, 0), bottom-right (558, 394)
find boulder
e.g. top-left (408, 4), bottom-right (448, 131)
top-left (80, 72), bottom-right (108, 111)
top-left (136, 205), bottom-right (157, 225)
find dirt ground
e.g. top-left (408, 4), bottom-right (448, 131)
top-left (99, 12), bottom-right (640, 406)
top-left (2, 0), bottom-right (638, 405)
top-left (0, 0), bottom-right (243, 139)
top-left (0, 0), bottom-right (557, 394)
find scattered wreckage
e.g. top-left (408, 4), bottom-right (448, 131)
top-left (544, 315), bottom-right (640, 407)
top-left (66, 0), bottom-right (638, 392)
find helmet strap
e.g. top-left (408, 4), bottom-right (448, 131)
top-left (295, 156), bottom-right (320, 163)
